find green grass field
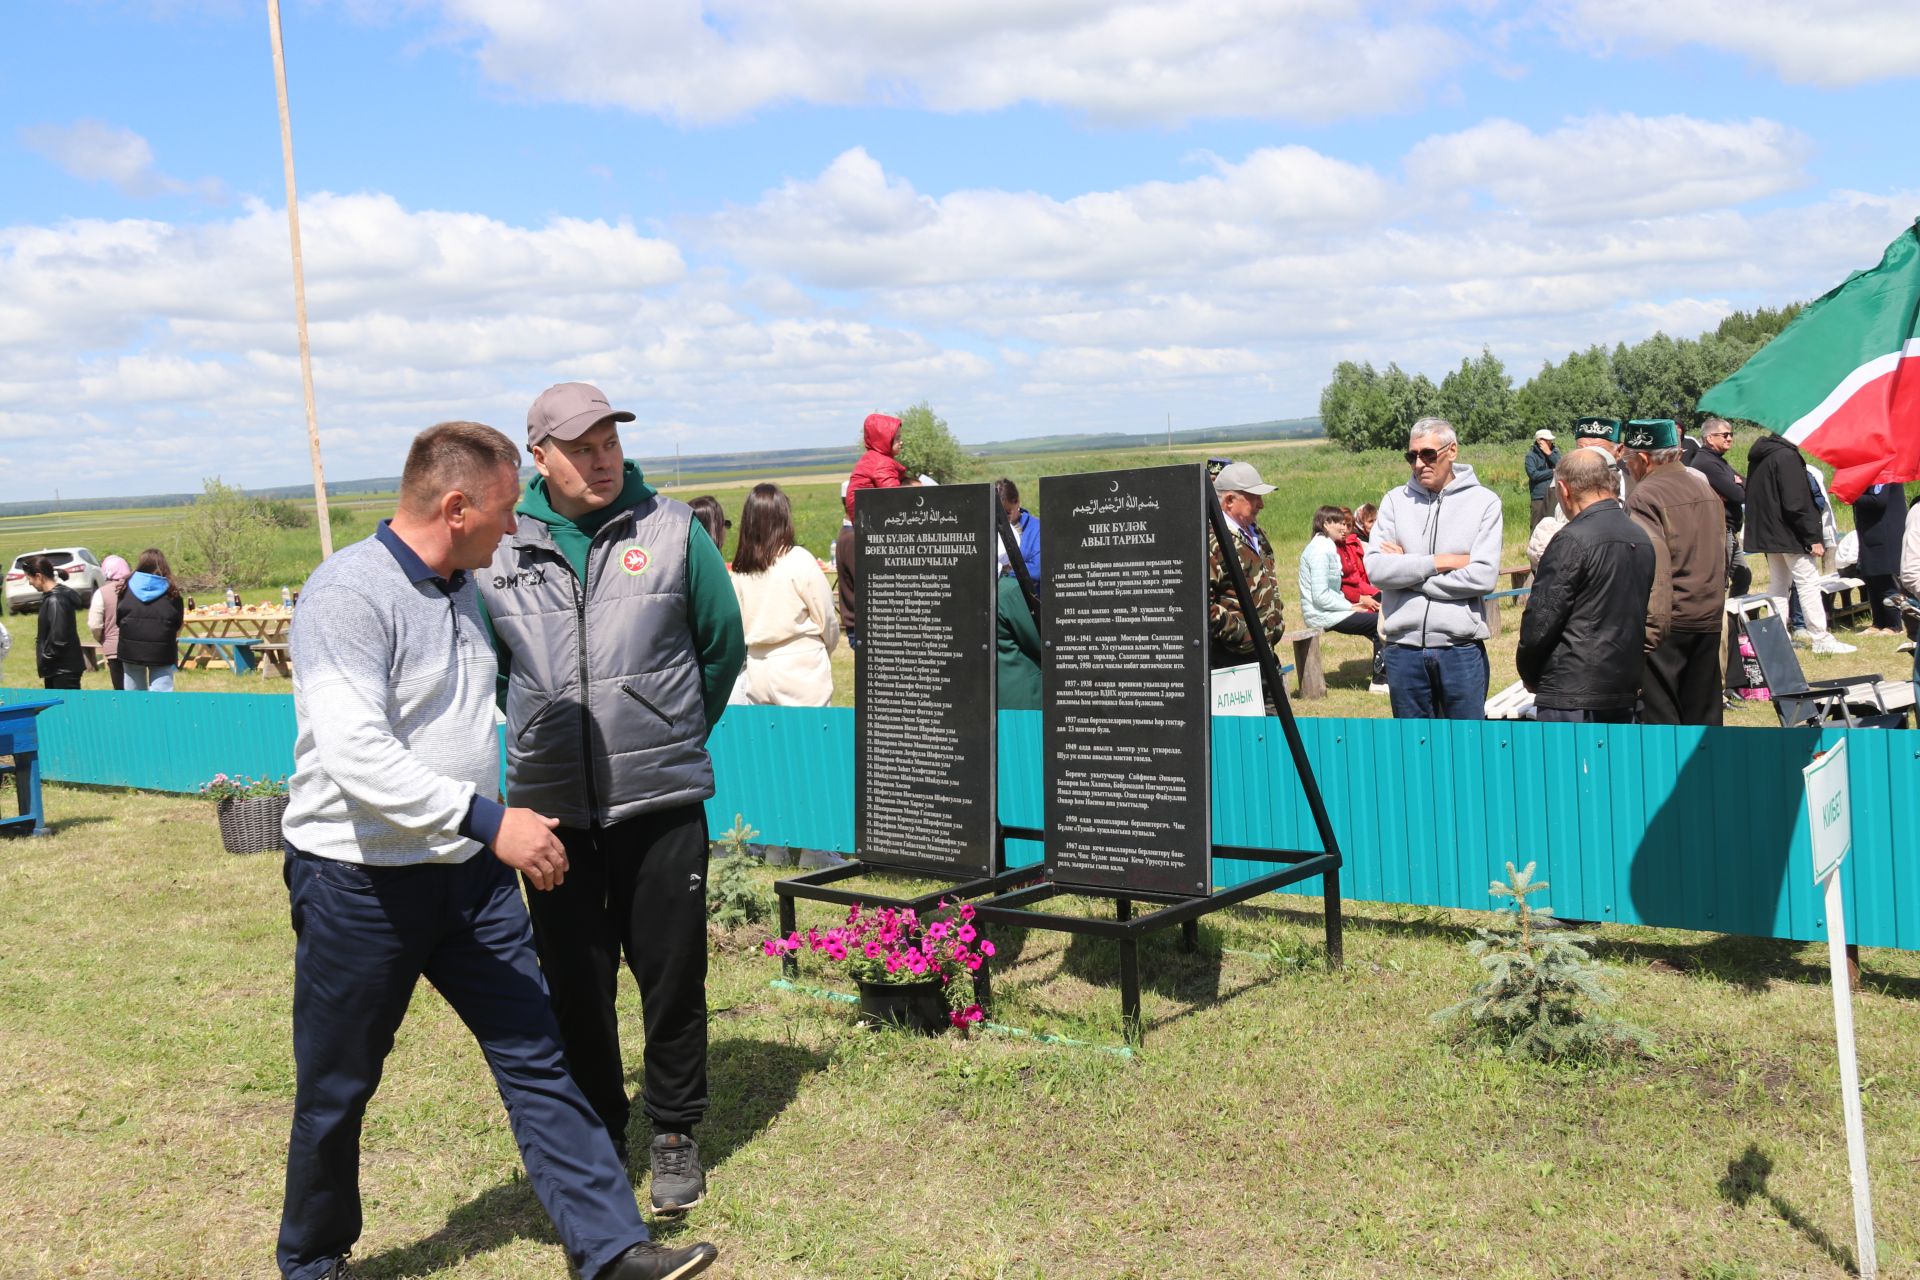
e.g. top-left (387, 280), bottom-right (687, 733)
top-left (1, 784), bottom-right (1915, 1277)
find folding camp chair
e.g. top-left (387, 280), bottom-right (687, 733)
top-left (1743, 613), bottom-right (1914, 729)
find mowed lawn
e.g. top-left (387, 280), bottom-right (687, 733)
top-left (2, 786), bottom-right (1918, 1278)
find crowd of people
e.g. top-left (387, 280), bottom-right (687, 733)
top-left (1201, 411), bottom-right (1913, 725)
top-left (19, 381), bottom-right (1895, 1280)
top-left (23, 547), bottom-right (185, 692)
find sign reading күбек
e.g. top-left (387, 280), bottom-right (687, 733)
top-left (1041, 464), bottom-right (1211, 897)
top-left (854, 483), bottom-right (997, 877)
top-left (1805, 738), bottom-right (1852, 884)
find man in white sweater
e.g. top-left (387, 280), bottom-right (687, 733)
top-left (277, 421), bottom-right (716, 1280)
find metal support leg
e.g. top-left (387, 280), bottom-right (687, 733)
top-left (1116, 897), bottom-right (1132, 923)
top-left (972, 922), bottom-right (993, 1012)
top-left (1120, 936), bottom-right (1142, 1046)
top-left (778, 892), bottom-right (798, 979)
top-left (1180, 919), bottom-right (1199, 954)
top-left (1323, 865), bottom-right (1344, 968)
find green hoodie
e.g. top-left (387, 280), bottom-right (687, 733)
top-left (478, 460), bottom-right (744, 728)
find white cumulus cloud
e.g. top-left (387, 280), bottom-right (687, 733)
top-left (1547, 0), bottom-right (1920, 86)
top-left (18, 119), bottom-right (226, 201)
top-left (435, 0), bottom-right (1468, 124)
top-left (1405, 114), bottom-right (1814, 222)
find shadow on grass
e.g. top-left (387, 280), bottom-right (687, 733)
top-left (1589, 932), bottom-right (1920, 1001)
top-left (357, 1036), bottom-right (825, 1279)
top-left (1264, 893), bottom-right (1920, 1002)
top-left (1718, 1144), bottom-right (1857, 1275)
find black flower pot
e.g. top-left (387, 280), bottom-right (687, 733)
top-left (855, 977), bottom-right (949, 1034)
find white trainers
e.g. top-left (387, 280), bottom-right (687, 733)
top-left (1368, 681), bottom-right (1390, 694)
top-left (1810, 637), bottom-right (1857, 655)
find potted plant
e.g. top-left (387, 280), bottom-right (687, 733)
top-left (198, 773), bottom-right (290, 855)
top-left (766, 900), bottom-right (994, 1034)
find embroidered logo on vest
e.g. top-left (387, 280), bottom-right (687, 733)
top-left (620, 546), bottom-right (652, 576)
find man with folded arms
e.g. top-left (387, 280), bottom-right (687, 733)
top-left (277, 421), bottom-right (716, 1280)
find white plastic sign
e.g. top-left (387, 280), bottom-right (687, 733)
top-left (1805, 738), bottom-right (1852, 883)
top-left (1211, 663), bottom-right (1262, 717)
top-left (1802, 739), bottom-right (1875, 1279)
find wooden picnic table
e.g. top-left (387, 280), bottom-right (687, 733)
top-left (179, 607), bottom-right (293, 677)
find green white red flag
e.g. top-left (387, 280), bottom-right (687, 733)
top-left (1698, 218), bottom-right (1920, 502)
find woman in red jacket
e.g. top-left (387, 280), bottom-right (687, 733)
top-left (1338, 504), bottom-right (1381, 607)
top-left (843, 412), bottom-right (907, 519)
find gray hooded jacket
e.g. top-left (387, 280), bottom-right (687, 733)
top-left (1364, 463), bottom-right (1505, 648)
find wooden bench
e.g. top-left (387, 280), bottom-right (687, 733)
top-left (1483, 585), bottom-right (1532, 636)
top-left (253, 642), bottom-right (292, 679)
top-left (1820, 576), bottom-right (1870, 626)
top-left (1501, 564), bottom-right (1535, 591)
top-left (178, 636), bottom-right (260, 676)
top-left (1280, 628), bottom-right (1325, 699)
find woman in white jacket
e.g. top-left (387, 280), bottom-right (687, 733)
top-left (1299, 505), bottom-right (1386, 692)
top-left (731, 483), bottom-right (840, 706)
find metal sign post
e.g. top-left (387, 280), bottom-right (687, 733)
top-left (1802, 739), bottom-right (1875, 1279)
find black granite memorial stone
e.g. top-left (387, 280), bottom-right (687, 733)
top-left (854, 484), bottom-right (997, 877)
top-left (1040, 465), bottom-right (1212, 897)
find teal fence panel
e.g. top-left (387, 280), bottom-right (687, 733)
top-left (9, 688), bottom-right (1913, 950)
top-left (0, 688), bottom-right (298, 792)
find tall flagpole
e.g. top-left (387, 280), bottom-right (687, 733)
top-left (267, 0), bottom-right (333, 560)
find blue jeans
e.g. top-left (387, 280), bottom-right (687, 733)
top-left (278, 849), bottom-right (647, 1280)
top-left (123, 663), bottom-right (174, 691)
top-left (1383, 642), bottom-right (1489, 720)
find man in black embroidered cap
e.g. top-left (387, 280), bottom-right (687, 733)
top-left (1624, 419), bottom-right (1729, 724)
top-left (1518, 450), bottom-right (1659, 723)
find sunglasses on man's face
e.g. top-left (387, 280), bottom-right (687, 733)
top-left (1405, 445), bottom-right (1453, 465)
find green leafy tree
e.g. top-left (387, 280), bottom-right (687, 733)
top-left (1439, 346), bottom-right (1518, 443)
top-left (1378, 363), bottom-right (1443, 445)
top-left (1514, 345), bottom-right (1624, 438)
top-left (175, 477), bottom-right (275, 591)
top-left (1713, 302), bottom-right (1803, 346)
top-left (894, 400), bottom-right (968, 483)
top-left (1319, 360), bottom-right (1384, 451)
top-left (1434, 861), bottom-right (1650, 1061)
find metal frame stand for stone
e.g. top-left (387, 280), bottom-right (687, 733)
top-left (969, 485), bottom-right (1346, 1044)
top-left (774, 822), bottom-right (1045, 1008)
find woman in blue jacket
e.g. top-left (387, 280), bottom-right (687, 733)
top-left (994, 478), bottom-right (1042, 587)
top-left (1299, 506), bottom-right (1385, 692)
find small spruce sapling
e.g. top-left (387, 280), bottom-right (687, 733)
top-left (1434, 861), bottom-right (1650, 1061)
top-left (708, 814), bottom-right (773, 931)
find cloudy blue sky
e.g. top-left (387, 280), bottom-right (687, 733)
top-left (3, 0), bottom-right (1917, 500)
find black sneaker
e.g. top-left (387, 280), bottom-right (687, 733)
top-left (598, 1239), bottom-right (718, 1280)
top-left (648, 1132), bottom-right (706, 1214)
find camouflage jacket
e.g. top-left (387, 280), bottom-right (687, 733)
top-left (1207, 519), bottom-right (1285, 668)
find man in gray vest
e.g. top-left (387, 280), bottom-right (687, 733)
top-left (478, 382), bottom-right (745, 1216)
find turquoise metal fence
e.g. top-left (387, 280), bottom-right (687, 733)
top-left (6, 688), bottom-right (1911, 950)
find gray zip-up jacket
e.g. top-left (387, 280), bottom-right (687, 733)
top-left (480, 497), bottom-right (712, 828)
top-left (1364, 463), bottom-right (1505, 648)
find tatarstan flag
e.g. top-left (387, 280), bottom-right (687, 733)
top-left (1698, 218), bottom-right (1920, 502)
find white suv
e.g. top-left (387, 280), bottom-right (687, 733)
top-left (5, 547), bottom-right (106, 614)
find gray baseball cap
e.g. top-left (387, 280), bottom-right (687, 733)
top-left (526, 381), bottom-right (635, 448)
top-left (1212, 461), bottom-right (1275, 496)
